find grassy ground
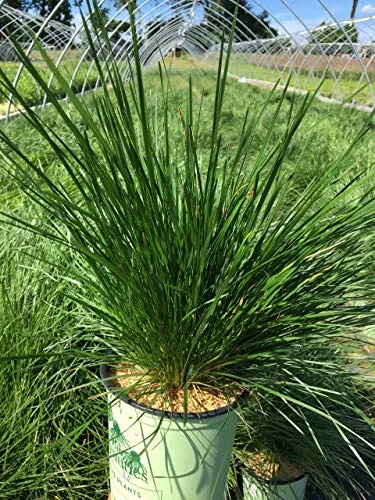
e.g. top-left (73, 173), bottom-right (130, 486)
top-left (0, 67), bottom-right (373, 498)
top-left (1, 51), bottom-right (374, 116)
top-left (0, 59), bottom-right (100, 115)
top-left (152, 54), bottom-right (375, 106)
top-left (0, 227), bottom-right (108, 498)
top-left (225, 58), bottom-right (375, 107)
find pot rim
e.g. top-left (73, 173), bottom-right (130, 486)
top-left (244, 469), bottom-right (309, 486)
top-left (100, 361), bottom-right (248, 421)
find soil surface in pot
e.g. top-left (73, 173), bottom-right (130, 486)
top-left (245, 452), bottom-right (305, 482)
top-left (110, 365), bottom-right (240, 413)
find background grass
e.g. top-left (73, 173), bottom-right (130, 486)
top-left (225, 57), bottom-right (375, 107)
top-left (0, 59), bottom-right (100, 115)
top-left (4, 65), bottom-right (373, 200)
top-left (0, 213), bottom-right (109, 498)
top-left (1, 51), bottom-right (374, 116)
top-left (0, 67), bottom-right (373, 498)
top-left (169, 54), bottom-right (375, 106)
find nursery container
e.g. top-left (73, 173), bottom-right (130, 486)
top-left (243, 473), bottom-right (308, 500)
top-left (100, 363), bottom-right (241, 500)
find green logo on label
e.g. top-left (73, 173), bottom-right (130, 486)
top-left (109, 409), bottom-right (148, 484)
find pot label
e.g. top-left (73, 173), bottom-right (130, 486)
top-left (111, 460), bottom-right (163, 499)
top-left (108, 400), bottom-right (163, 499)
top-left (249, 484), bottom-right (258, 497)
top-left (109, 408), bottom-right (148, 484)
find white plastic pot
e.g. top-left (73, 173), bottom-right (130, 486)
top-left (101, 364), bottom-right (242, 500)
top-left (243, 473), bottom-right (308, 500)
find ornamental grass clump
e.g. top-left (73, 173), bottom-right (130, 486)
top-left (232, 371), bottom-right (374, 498)
top-left (0, 2), bottom-right (374, 495)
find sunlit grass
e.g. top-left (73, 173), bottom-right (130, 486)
top-left (1, 50), bottom-right (374, 117)
top-left (0, 59), bottom-right (101, 115)
top-left (0, 215), bottom-right (109, 498)
top-left (164, 54), bottom-right (375, 107)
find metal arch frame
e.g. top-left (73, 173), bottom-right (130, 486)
top-left (120, 6), bottom-right (232, 72)
top-left (137, 22), bottom-right (212, 67)
top-left (1, 1), bottom-right (75, 116)
top-left (251, 0), bottom-right (353, 100)
top-left (0, 5), bottom-right (72, 58)
top-left (1, 0), bottom-right (375, 119)
top-left (71, 0), bottom-right (374, 99)
top-left (294, 15), bottom-right (375, 102)
top-left (251, 4), bottom-right (374, 103)
top-left (317, 0), bottom-right (375, 103)
top-left (77, 0), bottom-right (212, 93)
top-left (48, 0), bottom-right (289, 95)
top-left (353, 19), bottom-right (375, 95)
top-left (0, 5), bottom-right (73, 54)
top-left (78, 1), bottom-right (375, 107)
top-left (286, 2), bottom-right (373, 102)
top-left (0, 3), bottom-right (71, 39)
top-left (269, 0), bottom-right (342, 100)
top-left (61, 0), bottom-right (122, 100)
top-left (98, 0), bottom-right (286, 86)
top-left (282, 15), bottom-right (375, 96)
top-left (137, 23), bottom-right (214, 67)
top-left (243, 0), bottom-right (320, 92)
top-left (77, 0), bottom-right (265, 93)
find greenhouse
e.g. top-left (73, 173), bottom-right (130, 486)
top-left (0, 0), bottom-right (374, 499)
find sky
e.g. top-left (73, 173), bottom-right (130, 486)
top-left (259, 0), bottom-right (375, 35)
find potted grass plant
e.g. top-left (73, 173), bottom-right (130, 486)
top-left (241, 454), bottom-right (308, 500)
top-left (232, 373), bottom-right (374, 499)
top-left (0, 1), bottom-right (374, 498)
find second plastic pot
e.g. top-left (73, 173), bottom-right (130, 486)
top-left (243, 472), bottom-right (308, 500)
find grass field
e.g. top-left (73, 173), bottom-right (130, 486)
top-left (0, 67), bottom-right (374, 498)
top-left (1, 51), bottom-right (374, 116)
top-left (0, 58), bottom-right (100, 115)
top-left (204, 56), bottom-right (375, 107)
